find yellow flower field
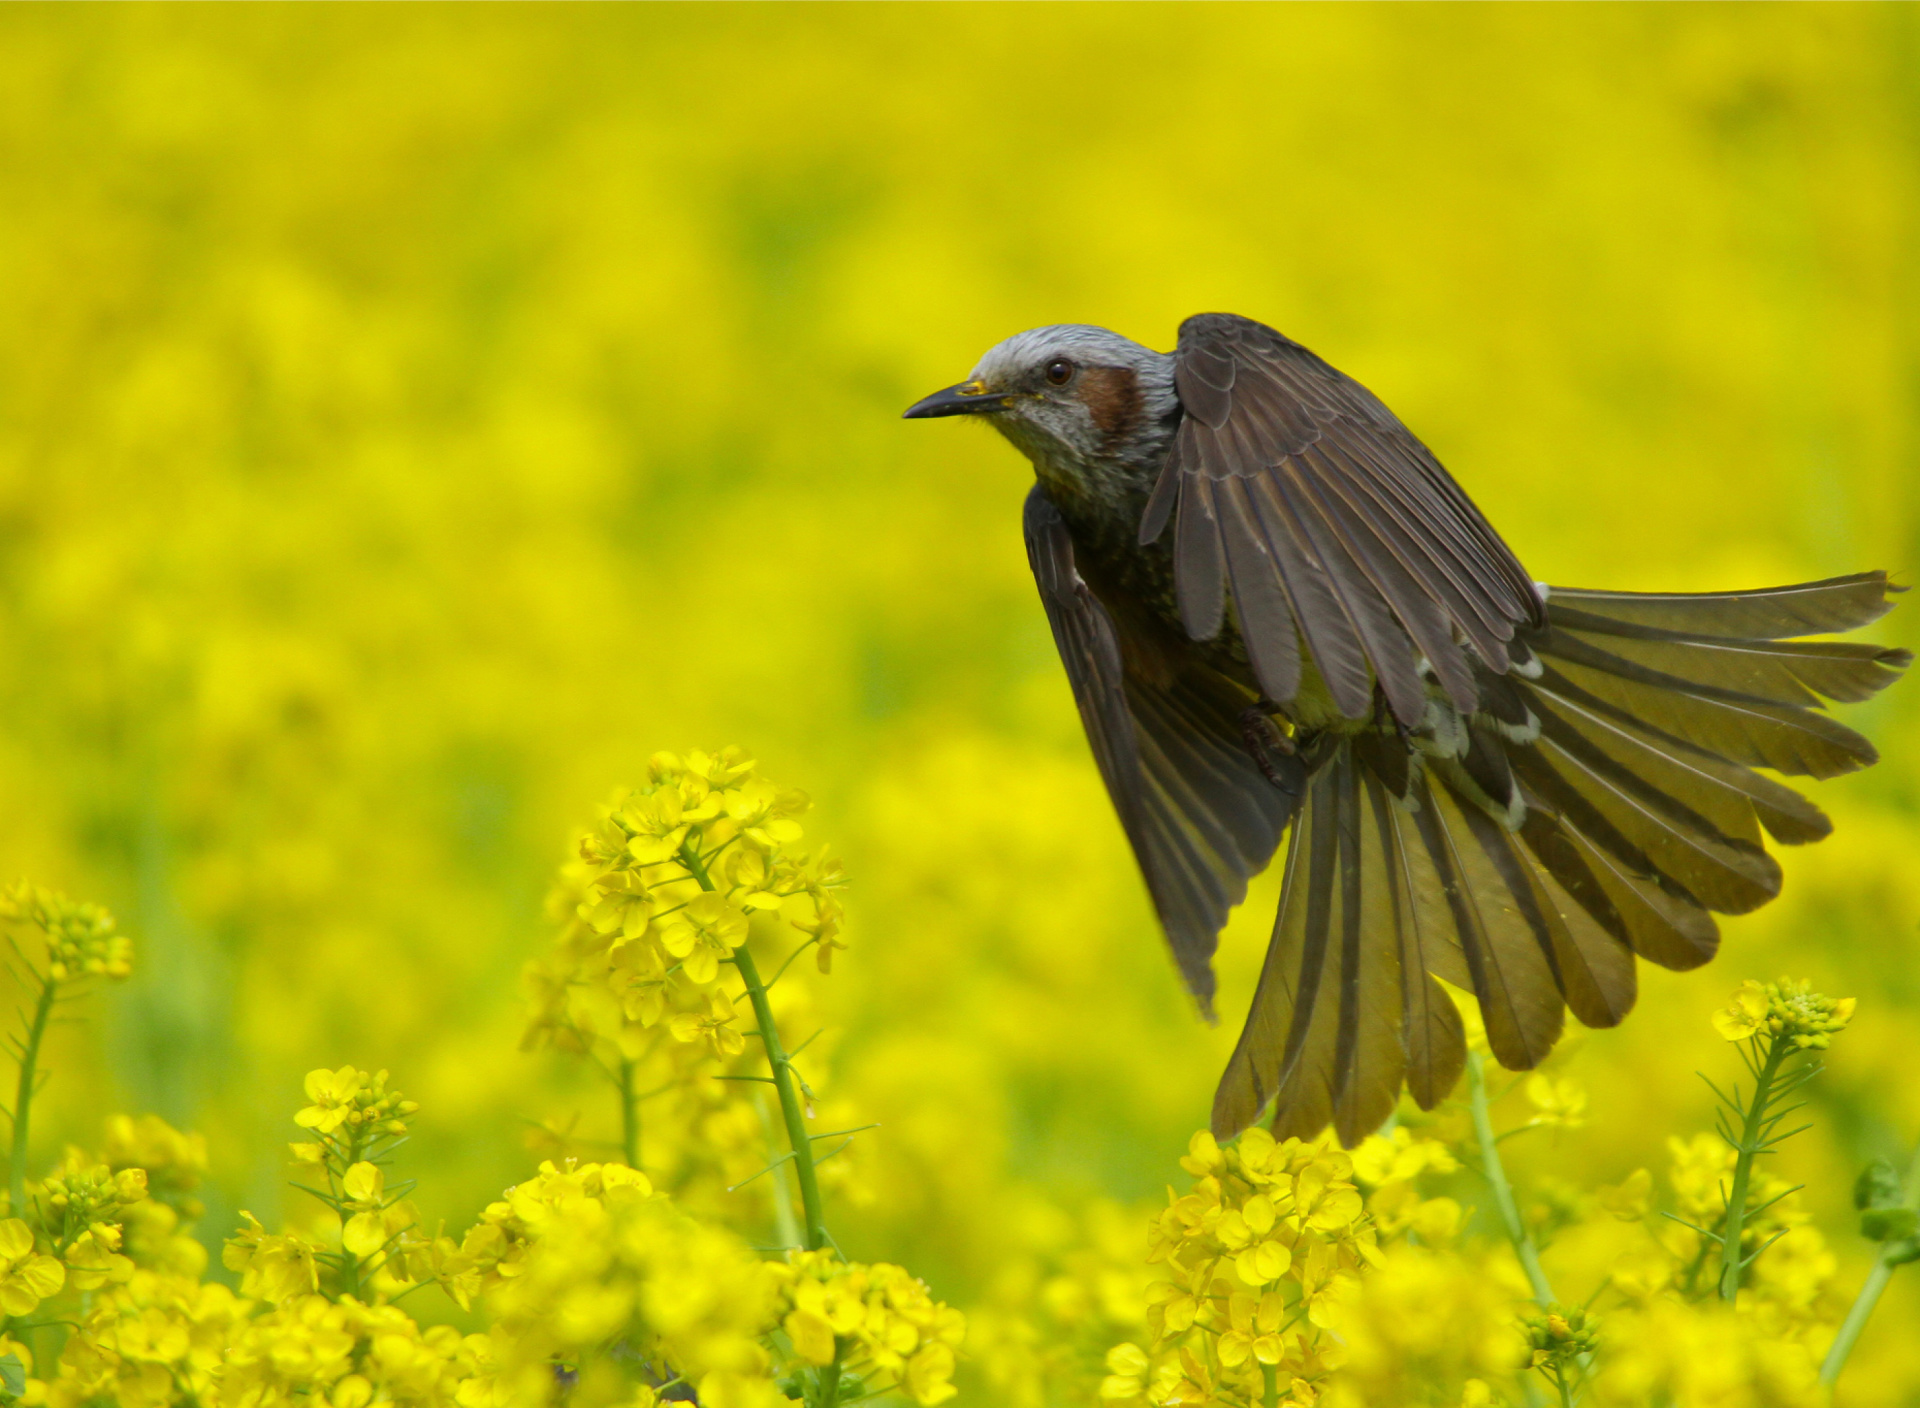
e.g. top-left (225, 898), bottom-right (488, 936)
top-left (0, 6), bottom-right (1915, 1405)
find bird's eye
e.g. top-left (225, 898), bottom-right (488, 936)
top-left (1044, 358), bottom-right (1074, 386)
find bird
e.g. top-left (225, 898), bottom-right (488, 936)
top-left (903, 313), bottom-right (1910, 1148)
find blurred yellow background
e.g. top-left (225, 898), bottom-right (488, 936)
top-left (1, 4), bottom-right (1916, 1401)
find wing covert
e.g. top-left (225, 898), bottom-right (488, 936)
top-left (1144, 313), bottom-right (1544, 725)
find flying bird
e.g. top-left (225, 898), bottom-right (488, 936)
top-left (904, 313), bottom-right (1909, 1147)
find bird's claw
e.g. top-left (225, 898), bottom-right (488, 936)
top-left (1239, 705), bottom-right (1297, 791)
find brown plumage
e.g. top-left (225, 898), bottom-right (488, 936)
top-left (906, 313), bottom-right (1909, 1148)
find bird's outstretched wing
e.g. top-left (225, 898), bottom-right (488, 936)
top-left (1142, 312), bottom-right (1545, 724)
top-left (1025, 487), bottom-right (1300, 1014)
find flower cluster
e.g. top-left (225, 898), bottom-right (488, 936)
top-left (1316, 1245), bottom-right (1526, 1407)
top-left (45, 1269), bottom-right (254, 1408)
top-left (525, 749), bottom-right (845, 1072)
top-left (487, 1166), bottom-right (783, 1408)
top-left (217, 1293), bottom-right (493, 1408)
top-left (227, 1069), bottom-right (426, 1305)
top-left (1111, 1128), bottom-right (1382, 1406)
top-left (772, 1250), bottom-right (965, 1405)
top-left (435, 1158), bottom-right (653, 1310)
top-left (293, 1067), bottom-right (420, 1147)
top-left (1348, 1129), bottom-right (1461, 1243)
top-left (31, 1157), bottom-right (148, 1288)
top-left (519, 753), bottom-right (867, 1224)
top-left (1712, 979), bottom-right (1857, 1050)
top-left (1588, 1298), bottom-right (1826, 1407)
top-left (0, 883), bottom-right (132, 983)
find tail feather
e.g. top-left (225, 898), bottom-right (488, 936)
top-left (1543, 689), bottom-right (1765, 848)
top-left (1214, 749), bottom-right (1413, 1142)
top-left (1212, 775), bottom-right (1324, 1138)
top-left (1549, 615), bottom-right (1909, 708)
top-left (1520, 839), bottom-right (1637, 1029)
top-left (1214, 572), bottom-right (1904, 1146)
top-left (1461, 792), bottom-right (1635, 1030)
top-left (1259, 763), bottom-right (1344, 1143)
top-left (1539, 651), bottom-right (1878, 778)
top-left (1533, 675), bottom-right (1831, 846)
top-left (1534, 713), bottom-right (1782, 912)
top-left (1548, 572), bottom-right (1902, 639)
top-left (1330, 766), bottom-right (1409, 1145)
top-left (1417, 779), bottom-right (1564, 1070)
top-left (1373, 773), bottom-right (1467, 1111)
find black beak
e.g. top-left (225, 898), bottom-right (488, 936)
top-left (901, 381), bottom-right (1013, 419)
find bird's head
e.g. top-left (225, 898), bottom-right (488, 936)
top-left (903, 325), bottom-right (1179, 490)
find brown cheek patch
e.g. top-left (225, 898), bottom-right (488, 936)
top-left (1079, 367), bottom-right (1143, 439)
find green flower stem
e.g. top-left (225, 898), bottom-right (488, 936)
top-left (678, 841), bottom-right (832, 1255)
top-left (1717, 1035), bottom-right (1792, 1302)
top-left (815, 1358), bottom-right (843, 1408)
top-left (679, 844), bottom-right (838, 1407)
top-left (618, 1057), bottom-right (641, 1168)
top-left (8, 973), bottom-right (58, 1214)
top-left (1820, 1259), bottom-right (1895, 1387)
top-left (733, 945), bottom-right (830, 1253)
top-left (1468, 1051), bottom-right (1555, 1309)
top-left (1819, 1137), bottom-right (1920, 1388)
top-left (754, 1093), bottom-right (805, 1252)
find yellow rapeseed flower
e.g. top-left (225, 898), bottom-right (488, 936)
top-left (293, 1067), bottom-right (418, 1140)
top-left (221, 1214), bottom-right (324, 1305)
top-left (669, 990), bottom-right (746, 1059)
top-left (0, 1218), bottom-right (65, 1316)
top-left (1594, 1169), bottom-right (1652, 1222)
top-left (1522, 1074), bottom-right (1588, 1131)
top-left (655, 892), bottom-right (747, 986)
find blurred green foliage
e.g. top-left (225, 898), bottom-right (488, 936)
top-left (0, 4), bottom-right (1915, 1401)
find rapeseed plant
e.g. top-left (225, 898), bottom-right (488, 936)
top-left (0, 758), bottom-right (1916, 1408)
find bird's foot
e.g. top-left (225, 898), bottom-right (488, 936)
top-left (1239, 705), bottom-right (1297, 791)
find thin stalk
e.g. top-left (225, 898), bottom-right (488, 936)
top-left (1819, 1137), bottom-right (1920, 1387)
top-left (1718, 1038), bottom-right (1792, 1302)
top-left (754, 1092), bottom-right (804, 1250)
top-left (734, 945), bottom-right (830, 1253)
top-left (1820, 1260), bottom-right (1896, 1387)
top-left (618, 1058), bottom-right (641, 1168)
top-left (1468, 1052), bottom-right (1554, 1308)
top-left (8, 975), bottom-right (57, 1213)
top-left (680, 843), bottom-right (838, 1407)
top-left (679, 842), bottom-right (832, 1254)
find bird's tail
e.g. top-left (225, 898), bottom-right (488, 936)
top-left (1214, 571), bottom-right (1910, 1146)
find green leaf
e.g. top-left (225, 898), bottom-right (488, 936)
top-left (0, 1351), bottom-right (26, 1400)
top-left (1886, 1237), bottom-right (1920, 1269)
top-left (1854, 1158), bottom-right (1904, 1211)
